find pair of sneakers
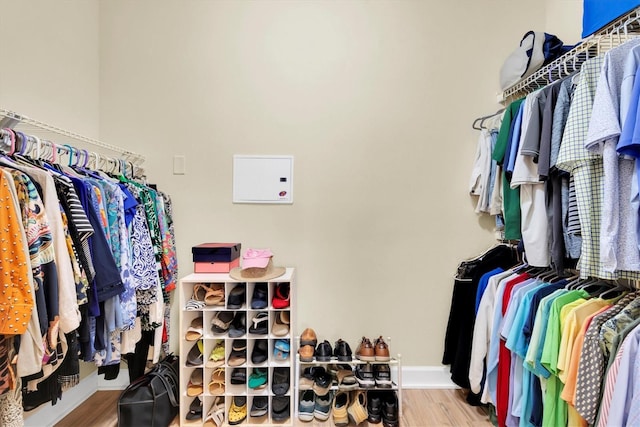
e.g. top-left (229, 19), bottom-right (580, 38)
top-left (298, 390), bottom-right (332, 422)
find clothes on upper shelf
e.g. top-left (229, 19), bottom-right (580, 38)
top-left (0, 142), bottom-right (178, 420)
top-left (445, 259), bottom-right (640, 427)
top-left (470, 38), bottom-right (640, 279)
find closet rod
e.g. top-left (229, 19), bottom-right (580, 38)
top-left (499, 6), bottom-right (640, 103)
top-left (0, 108), bottom-right (145, 166)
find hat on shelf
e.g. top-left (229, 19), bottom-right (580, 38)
top-left (229, 248), bottom-right (285, 281)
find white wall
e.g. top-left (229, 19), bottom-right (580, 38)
top-left (0, 0), bottom-right (100, 137)
top-left (98, 0), bottom-right (583, 366)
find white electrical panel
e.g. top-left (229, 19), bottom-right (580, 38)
top-left (232, 155), bottom-right (294, 204)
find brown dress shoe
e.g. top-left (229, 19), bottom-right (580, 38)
top-left (355, 337), bottom-right (375, 361)
top-left (374, 336), bottom-right (390, 361)
top-left (298, 344), bottom-right (315, 362)
top-left (300, 328), bottom-right (318, 347)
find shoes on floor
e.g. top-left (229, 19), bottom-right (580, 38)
top-left (299, 389), bottom-right (315, 422)
top-left (348, 390), bottom-right (368, 425)
top-left (314, 391), bottom-right (333, 421)
top-left (368, 391), bottom-right (383, 424)
top-left (382, 392), bottom-right (399, 427)
top-left (332, 391), bottom-right (350, 427)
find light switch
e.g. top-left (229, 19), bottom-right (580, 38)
top-left (173, 155), bottom-right (186, 175)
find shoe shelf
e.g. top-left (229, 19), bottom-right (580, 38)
top-left (293, 341), bottom-right (403, 426)
top-left (178, 269), bottom-right (295, 427)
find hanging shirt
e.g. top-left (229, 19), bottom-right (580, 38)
top-left (585, 40), bottom-right (640, 273)
top-left (493, 99), bottom-right (525, 240)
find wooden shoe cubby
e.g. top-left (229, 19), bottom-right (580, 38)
top-left (179, 269), bottom-right (295, 426)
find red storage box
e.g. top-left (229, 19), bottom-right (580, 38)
top-left (194, 258), bottom-right (240, 273)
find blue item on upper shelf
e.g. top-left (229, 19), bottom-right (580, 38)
top-left (582, 0), bottom-right (640, 38)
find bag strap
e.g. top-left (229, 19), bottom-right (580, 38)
top-left (520, 30), bottom-right (536, 78)
top-left (148, 371), bottom-right (179, 408)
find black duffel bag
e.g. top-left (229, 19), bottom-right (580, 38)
top-left (118, 354), bottom-right (180, 427)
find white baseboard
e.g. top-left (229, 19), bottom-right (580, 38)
top-left (398, 365), bottom-right (458, 389)
top-left (22, 365), bottom-right (454, 426)
top-left (24, 368), bottom-right (130, 427)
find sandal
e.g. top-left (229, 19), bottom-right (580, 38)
top-left (193, 284), bottom-right (208, 302)
top-left (272, 283), bottom-right (290, 309)
top-left (187, 369), bottom-right (204, 396)
top-left (228, 339), bottom-right (247, 366)
top-left (208, 368), bottom-right (226, 395)
top-left (204, 396), bottom-right (225, 427)
top-left (273, 339), bottom-right (290, 361)
top-left (205, 283), bottom-right (226, 306)
top-left (249, 312), bottom-right (269, 335)
top-left (228, 312), bottom-right (246, 338)
top-left (206, 340), bottom-right (226, 368)
top-left (248, 367), bottom-right (268, 389)
top-left (228, 395), bottom-right (247, 425)
top-left (185, 316), bottom-right (203, 341)
top-left (272, 311), bottom-right (290, 337)
top-left (211, 311), bottom-right (235, 334)
top-left (186, 340), bottom-right (204, 367)
top-left (230, 367), bottom-right (247, 384)
top-left (337, 369), bottom-right (358, 390)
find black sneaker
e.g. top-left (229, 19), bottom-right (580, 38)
top-left (250, 283), bottom-right (268, 309)
top-left (374, 364), bottom-right (392, 388)
top-left (382, 392), bottom-right (398, 427)
top-left (315, 340), bottom-right (333, 362)
top-left (227, 284), bottom-right (246, 309)
top-left (355, 363), bottom-right (375, 388)
top-left (333, 339), bottom-right (352, 361)
top-left (368, 391), bottom-right (382, 424)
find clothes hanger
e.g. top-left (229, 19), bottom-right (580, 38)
top-left (472, 109), bottom-right (505, 130)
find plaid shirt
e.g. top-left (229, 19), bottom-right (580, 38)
top-left (556, 56), bottom-right (640, 280)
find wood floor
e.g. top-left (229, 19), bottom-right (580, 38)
top-left (54, 389), bottom-right (492, 427)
